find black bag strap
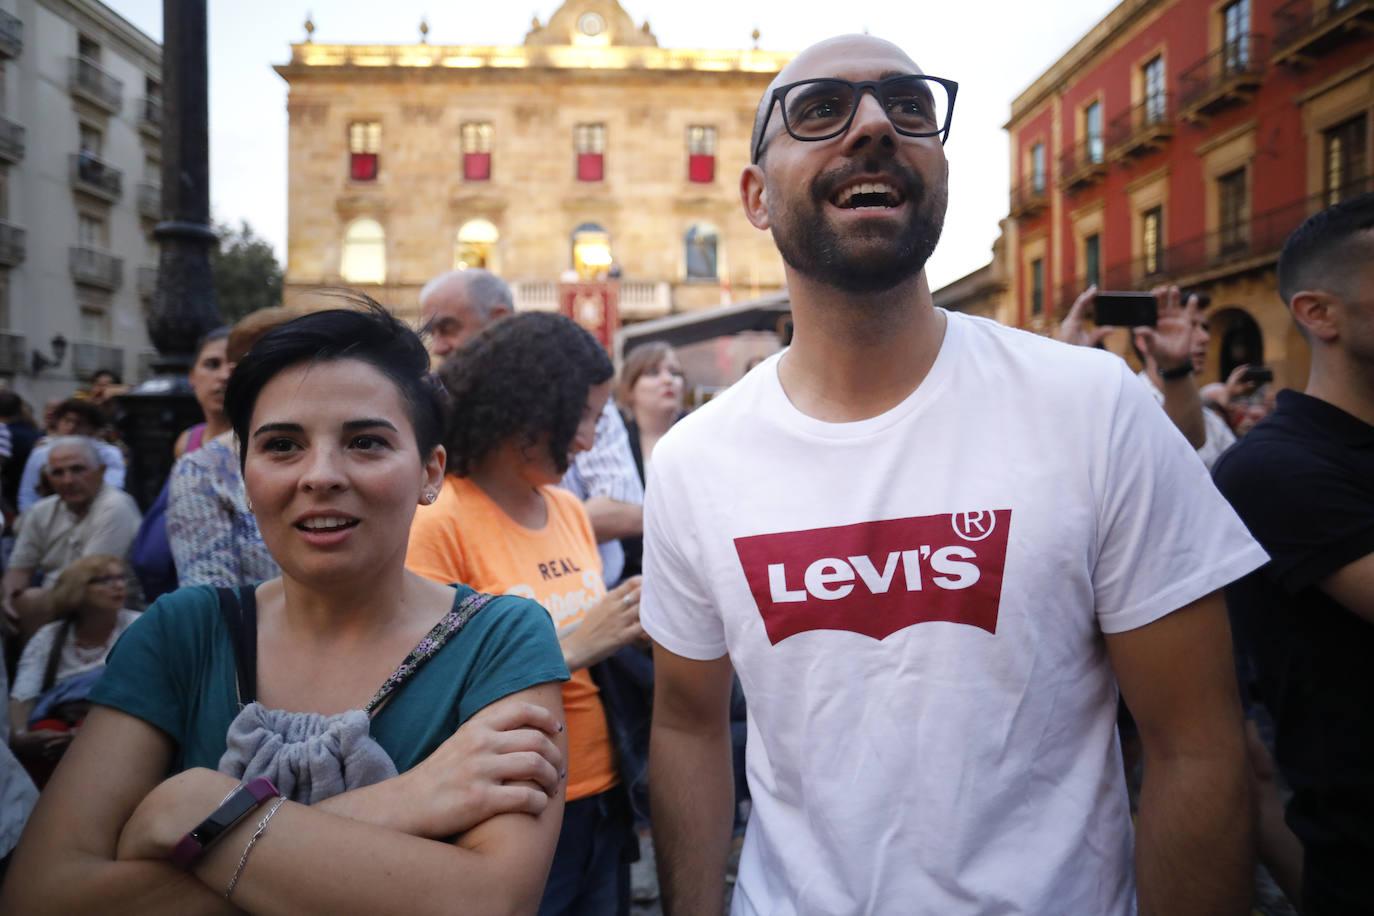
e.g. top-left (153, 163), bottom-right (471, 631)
top-left (216, 586), bottom-right (259, 706)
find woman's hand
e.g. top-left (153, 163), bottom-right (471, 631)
top-left (393, 699), bottom-right (565, 839)
top-left (115, 768), bottom-right (238, 863)
top-left (560, 576), bottom-right (643, 671)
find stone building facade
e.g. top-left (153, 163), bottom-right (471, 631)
top-left (0, 0), bottom-right (161, 405)
top-left (1001, 0), bottom-right (1372, 389)
top-left (275, 1), bottom-right (792, 323)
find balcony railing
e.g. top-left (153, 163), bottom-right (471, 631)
top-left (0, 220), bottom-right (26, 268)
top-left (137, 265), bottom-right (157, 301)
top-left (1058, 140), bottom-right (1108, 192)
top-left (0, 116), bottom-right (24, 165)
top-left (1009, 182), bottom-right (1050, 219)
top-left (138, 182), bottom-right (161, 220)
top-left (70, 152), bottom-right (123, 202)
top-left (71, 341), bottom-right (124, 381)
top-left (512, 279), bottom-right (559, 312)
top-left (1106, 95), bottom-right (1175, 160)
top-left (1272, 0), bottom-right (1374, 64)
top-left (1178, 34), bottom-right (1267, 121)
top-left (621, 280), bottom-right (671, 318)
top-left (0, 331), bottom-right (25, 375)
top-left (138, 96), bottom-right (162, 136)
top-left (69, 246), bottom-right (123, 290)
top-left (68, 56), bottom-right (123, 113)
top-left (0, 10), bottom-right (22, 59)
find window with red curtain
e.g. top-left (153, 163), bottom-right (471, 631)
top-left (687, 125), bottom-right (716, 183)
top-left (575, 124), bottom-right (606, 182)
top-left (462, 122), bottom-right (493, 181)
top-left (349, 121), bottom-right (381, 182)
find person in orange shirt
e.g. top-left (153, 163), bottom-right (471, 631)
top-left (408, 313), bottom-right (643, 916)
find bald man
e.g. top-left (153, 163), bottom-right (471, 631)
top-left (421, 268), bottom-right (644, 584)
top-left (642, 34), bottom-right (1265, 915)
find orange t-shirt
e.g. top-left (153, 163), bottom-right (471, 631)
top-left (406, 475), bottom-right (618, 801)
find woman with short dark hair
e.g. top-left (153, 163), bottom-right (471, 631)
top-left (3, 301), bottom-right (569, 915)
top-left (409, 312), bottom-right (644, 916)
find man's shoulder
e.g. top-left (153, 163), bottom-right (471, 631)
top-left (92, 484), bottom-right (141, 517)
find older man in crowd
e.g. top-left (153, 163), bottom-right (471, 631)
top-left (2, 437), bottom-right (141, 640)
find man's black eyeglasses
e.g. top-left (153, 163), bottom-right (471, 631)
top-left (752, 74), bottom-right (959, 164)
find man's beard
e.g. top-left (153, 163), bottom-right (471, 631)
top-left (769, 157), bottom-right (948, 295)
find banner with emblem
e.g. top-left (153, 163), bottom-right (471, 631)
top-left (559, 280), bottom-right (620, 350)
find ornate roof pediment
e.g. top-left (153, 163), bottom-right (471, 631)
top-left (524, 1), bottom-right (657, 48)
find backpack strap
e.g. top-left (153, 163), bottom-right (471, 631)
top-left (216, 586), bottom-right (259, 706)
top-left (364, 589), bottom-right (496, 717)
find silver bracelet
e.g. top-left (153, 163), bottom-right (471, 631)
top-left (223, 795), bottom-right (287, 902)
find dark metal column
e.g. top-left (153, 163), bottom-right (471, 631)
top-left (116, 0), bottom-right (220, 510)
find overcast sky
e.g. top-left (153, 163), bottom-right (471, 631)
top-left (108, 0), bottom-right (1118, 292)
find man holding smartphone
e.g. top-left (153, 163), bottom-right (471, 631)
top-left (1059, 285), bottom-right (1235, 468)
top-left (643, 32), bottom-right (1268, 916)
top-left (1212, 192), bottom-right (1374, 914)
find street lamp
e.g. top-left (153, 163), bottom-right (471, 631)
top-left (116, 0), bottom-right (220, 511)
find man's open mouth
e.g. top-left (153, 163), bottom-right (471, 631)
top-left (831, 181), bottom-right (906, 210)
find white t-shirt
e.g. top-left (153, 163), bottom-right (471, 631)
top-left (1138, 370), bottom-right (1236, 470)
top-left (640, 310), bottom-right (1268, 916)
top-left (10, 609), bottom-right (140, 702)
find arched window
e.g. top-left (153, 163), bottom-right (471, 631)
top-left (685, 222), bottom-right (718, 280)
top-left (455, 219), bottom-right (499, 271)
top-left (571, 222), bottom-right (612, 279)
top-left (340, 218), bottom-right (386, 284)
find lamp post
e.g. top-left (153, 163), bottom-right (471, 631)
top-left (116, 0), bottom-right (220, 510)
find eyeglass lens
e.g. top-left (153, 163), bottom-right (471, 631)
top-left (783, 77), bottom-right (949, 139)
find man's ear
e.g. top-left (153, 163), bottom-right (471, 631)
top-left (1290, 290), bottom-right (1340, 343)
top-left (740, 164), bottom-right (771, 231)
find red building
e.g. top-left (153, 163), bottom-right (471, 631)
top-left (1004, 0), bottom-right (1373, 387)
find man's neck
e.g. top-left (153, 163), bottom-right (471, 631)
top-left (1306, 353), bottom-right (1374, 428)
top-left (777, 270), bottom-right (946, 423)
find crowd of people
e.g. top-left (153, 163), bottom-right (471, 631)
top-left (0, 30), bottom-right (1368, 916)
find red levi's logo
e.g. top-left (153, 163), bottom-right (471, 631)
top-left (733, 510), bottom-right (1012, 645)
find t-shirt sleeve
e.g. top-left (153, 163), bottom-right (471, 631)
top-left (10, 622), bottom-right (58, 702)
top-left (1092, 362), bottom-right (1269, 633)
top-left (87, 588), bottom-right (214, 744)
top-left (1213, 437), bottom-right (1374, 594)
top-left (406, 496), bottom-right (468, 585)
top-left (638, 440), bottom-right (729, 659)
top-left (571, 403), bottom-right (645, 504)
top-left (454, 595), bottom-right (570, 724)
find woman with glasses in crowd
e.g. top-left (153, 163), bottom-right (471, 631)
top-left (7, 555), bottom-right (138, 786)
top-left (408, 312), bottom-right (644, 916)
top-left (3, 302), bottom-right (569, 915)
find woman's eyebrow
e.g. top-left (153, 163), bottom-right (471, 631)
top-left (342, 418), bottom-right (399, 432)
top-left (252, 421), bottom-right (303, 438)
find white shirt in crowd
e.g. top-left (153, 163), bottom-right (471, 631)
top-left (641, 310), bottom-right (1268, 916)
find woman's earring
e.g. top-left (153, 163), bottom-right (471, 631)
top-left (246, 497), bottom-right (255, 513)
top-left (422, 491), bottom-right (436, 504)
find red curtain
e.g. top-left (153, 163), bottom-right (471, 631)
top-left (688, 154), bottom-right (715, 183)
top-left (464, 152), bottom-right (491, 181)
top-left (350, 153), bottom-right (378, 181)
top-left (577, 152), bottom-right (604, 182)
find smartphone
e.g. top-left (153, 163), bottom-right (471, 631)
top-left (1093, 291), bottom-right (1158, 327)
top-left (1241, 365), bottom-right (1273, 385)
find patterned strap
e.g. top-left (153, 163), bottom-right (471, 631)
top-left (364, 589), bottom-right (496, 716)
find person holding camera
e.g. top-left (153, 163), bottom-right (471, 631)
top-left (1059, 285), bottom-right (1235, 469)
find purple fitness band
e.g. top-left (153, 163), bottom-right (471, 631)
top-left (169, 777), bottom-right (281, 869)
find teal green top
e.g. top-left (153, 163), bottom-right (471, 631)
top-left (89, 584), bottom-right (569, 773)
